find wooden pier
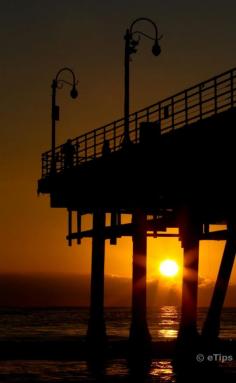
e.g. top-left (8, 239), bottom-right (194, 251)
top-left (38, 67), bottom-right (236, 352)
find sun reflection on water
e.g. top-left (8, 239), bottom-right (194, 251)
top-left (157, 306), bottom-right (179, 339)
top-left (160, 306), bottom-right (178, 316)
top-left (150, 360), bottom-right (175, 382)
top-left (159, 328), bottom-right (178, 338)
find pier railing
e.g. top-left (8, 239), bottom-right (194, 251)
top-left (42, 67), bottom-right (236, 177)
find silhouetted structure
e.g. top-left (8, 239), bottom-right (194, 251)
top-left (38, 67), bottom-right (236, 354)
top-left (50, 67), bottom-right (78, 173)
top-left (102, 140), bottom-right (111, 156)
top-left (123, 17), bottom-right (161, 144)
top-left (62, 139), bottom-right (75, 169)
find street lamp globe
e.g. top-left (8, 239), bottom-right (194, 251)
top-left (152, 40), bottom-right (161, 56)
top-left (70, 84), bottom-right (78, 99)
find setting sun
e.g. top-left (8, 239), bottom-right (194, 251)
top-left (159, 260), bottom-right (179, 277)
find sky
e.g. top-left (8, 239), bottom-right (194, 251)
top-left (0, 0), bottom-right (236, 306)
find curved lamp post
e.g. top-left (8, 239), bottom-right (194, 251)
top-left (123, 17), bottom-right (162, 145)
top-left (51, 67), bottom-right (78, 172)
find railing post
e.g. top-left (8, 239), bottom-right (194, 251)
top-left (214, 78), bottom-right (217, 113)
top-left (60, 148), bottom-right (64, 172)
top-left (76, 139), bottom-right (79, 167)
top-left (84, 133), bottom-right (88, 161)
top-left (158, 102), bottom-right (161, 123)
top-left (49, 153), bottom-right (52, 174)
top-left (199, 84), bottom-right (203, 120)
top-left (113, 122), bottom-right (116, 151)
top-left (171, 97), bottom-right (174, 128)
top-left (230, 70), bottom-right (234, 107)
top-left (135, 112), bottom-right (138, 143)
top-left (184, 91), bottom-right (188, 125)
top-left (42, 155), bottom-right (46, 177)
top-left (94, 130), bottom-right (96, 159)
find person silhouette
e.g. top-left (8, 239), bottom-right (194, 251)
top-left (102, 139), bottom-right (111, 156)
top-left (62, 139), bottom-right (75, 169)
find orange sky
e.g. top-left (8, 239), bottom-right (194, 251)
top-left (0, 0), bottom-right (236, 305)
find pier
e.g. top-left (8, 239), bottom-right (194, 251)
top-left (38, 67), bottom-right (236, 352)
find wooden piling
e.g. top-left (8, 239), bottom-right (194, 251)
top-left (87, 209), bottom-right (107, 345)
top-left (129, 208), bottom-right (151, 346)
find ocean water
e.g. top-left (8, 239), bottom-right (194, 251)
top-left (0, 306), bottom-right (236, 342)
top-left (0, 306), bottom-right (235, 382)
top-left (0, 359), bottom-right (176, 382)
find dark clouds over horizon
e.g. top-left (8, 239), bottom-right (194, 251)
top-left (0, 273), bottom-right (235, 307)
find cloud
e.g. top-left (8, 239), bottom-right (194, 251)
top-left (198, 276), bottom-right (214, 288)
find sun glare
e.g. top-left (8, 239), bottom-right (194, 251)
top-left (159, 260), bottom-right (179, 277)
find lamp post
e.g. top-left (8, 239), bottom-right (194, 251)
top-left (51, 67), bottom-right (78, 173)
top-left (123, 17), bottom-right (162, 145)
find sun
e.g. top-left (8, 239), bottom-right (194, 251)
top-left (159, 259), bottom-right (179, 277)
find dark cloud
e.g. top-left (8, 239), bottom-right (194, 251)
top-left (0, 273), bottom-right (235, 307)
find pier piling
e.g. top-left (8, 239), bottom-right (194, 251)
top-left (129, 208), bottom-right (151, 346)
top-left (87, 209), bottom-right (107, 345)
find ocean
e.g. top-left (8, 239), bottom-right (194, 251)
top-left (0, 306), bottom-right (235, 382)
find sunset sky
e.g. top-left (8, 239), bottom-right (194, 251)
top-left (0, 0), bottom-right (236, 306)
